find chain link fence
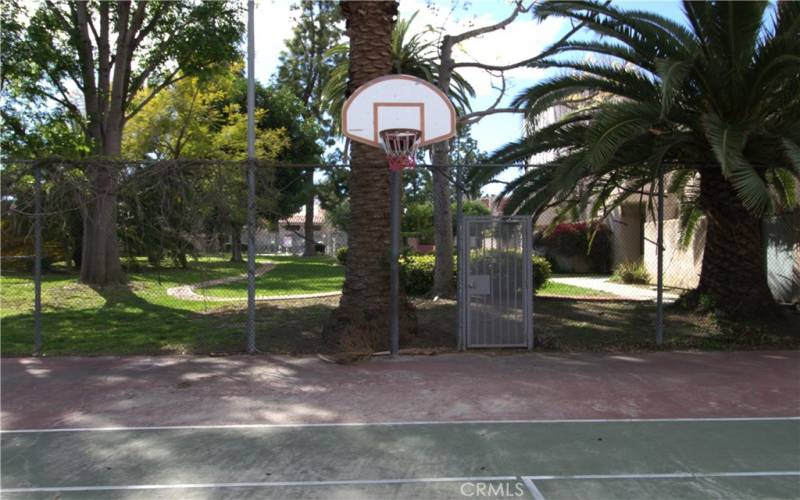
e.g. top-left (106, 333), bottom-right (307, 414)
top-left (2, 159), bottom-right (798, 356)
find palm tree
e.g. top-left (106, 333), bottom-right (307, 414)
top-left (480, 0), bottom-right (799, 318)
top-left (322, 11), bottom-right (475, 136)
top-left (323, 0), bottom-right (415, 349)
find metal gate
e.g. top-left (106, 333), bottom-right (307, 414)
top-left (458, 216), bottom-right (533, 349)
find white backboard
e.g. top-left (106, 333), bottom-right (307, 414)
top-left (342, 75), bottom-right (456, 147)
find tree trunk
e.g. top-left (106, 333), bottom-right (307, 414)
top-left (324, 0), bottom-right (417, 351)
top-left (230, 225), bottom-right (243, 263)
top-left (696, 169), bottom-right (776, 317)
top-left (78, 94), bottom-right (124, 285)
top-left (431, 141), bottom-right (454, 297)
top-left (431, 37), bottom-right (455, 297)
top-left (79, 160), bottom-right (124, 285)
top-left (303, 169), bottom-right (316, 256)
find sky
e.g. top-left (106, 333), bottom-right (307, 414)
top-left (253, 0), bottom-right (689, 156)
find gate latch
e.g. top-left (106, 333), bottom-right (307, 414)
top-left (468, 275), bottom-right (491, 295)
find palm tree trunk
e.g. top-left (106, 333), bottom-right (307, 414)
top-left (697, 169), bottom-right (776, 317)
top-left (324, 0), bottom-right (417, 350)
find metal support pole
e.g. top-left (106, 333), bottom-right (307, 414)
top-left (389, 169), bottom-right (401, 356)
top-left (245, 0), bottom-right (257, 353)
top-left (656, 164), bottom-right (664, 345)
top-left (455, 162), bottom-right (464, 351)
top-left (33, 161), bottom-right (43, 355)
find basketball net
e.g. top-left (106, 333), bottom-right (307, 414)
top-left (380, 129), bottom-right (421, 172)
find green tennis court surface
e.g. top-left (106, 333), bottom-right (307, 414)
top-left (3, 418), bottom-right (798, 499)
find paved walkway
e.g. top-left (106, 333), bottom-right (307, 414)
top-left (551, 276), bottom-right (680, 302)
top-left (166, 262), bottom-right (341, 302)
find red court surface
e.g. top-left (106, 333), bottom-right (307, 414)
top-left (2, 351), bottom-right (798, 430)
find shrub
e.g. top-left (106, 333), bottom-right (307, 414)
top-left (336, 247), bottom-right (348, 265)
top-left (531, 255), bottom-right (552, 290)
top-left (611, 260), bottom-right (651, 284)
top-left (350, 251), bottom-right (549, 297)
top-left (469, 250), bottom-right (551, 292)
top-left (400, 254), bottom-right (449, 296)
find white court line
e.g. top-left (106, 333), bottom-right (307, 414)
top-left (521, 477), bottom-right (547, 500)
top-left (5, 472), bottom-right (797, 495)
top-left (2, 416), bottom-right (798, 434)
top-left (524, 471), bottom-right (800, 481)
top-left (0, 476), bottom-right (518, 494)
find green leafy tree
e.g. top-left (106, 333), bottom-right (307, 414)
top-left (276, 1), bottom-right (344, 256)
top-left (122, 67), bottom-right (290, 263)
top-left (3, 1), bottom-right (243, 284)
top-left (483, 0), bottom-right (800, 317)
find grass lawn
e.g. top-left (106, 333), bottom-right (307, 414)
top-left (1, 255), bottom-right (270, 356)
top-left (2, 256), bottom-right (797, 356)
top-left (537, 281), bottom-right (613, 298)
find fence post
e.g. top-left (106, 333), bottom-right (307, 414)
top-left (33, 161), bottom-right (43, 355)
top-left (455, 162), bottom-right (464, 351)
top-left (656, 163), bottom-right (664, 345)
top-left (245, 0), bottom-right (257, 353)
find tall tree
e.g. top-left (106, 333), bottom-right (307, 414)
top-left (427, 0), bottom-right (599, 297)
top-left (6, 1), bottom-right (242, 284)
top-left (486, 0), bottom-right (800, 318)
top-left (276, 1), bottom-right (344, 257)
top-left (324, 0), bottom-right (416, 349)
top-left (122, 68), bottom-right (290, 264)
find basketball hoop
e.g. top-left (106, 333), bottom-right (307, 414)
top-left (341, 75), bottom-right (457, 357)
top-left (380, 128), bottom-right (421, 171)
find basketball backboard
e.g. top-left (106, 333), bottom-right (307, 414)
top-left (342, 75), bottom-right (456, 148)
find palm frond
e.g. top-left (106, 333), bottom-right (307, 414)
top-left (655, 57), bottom-right (691, 118)
top-left (585, 102), bottom-right (658, 169)
top-left (703, 112), bottom-right (773, 214)
top-left (677, 202), bottom-right (703, 248)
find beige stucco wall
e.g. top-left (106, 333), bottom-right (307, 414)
top-left (644, 217), bottom-right (706, 289)
top-left (609, 204), bottom-right (643, 267)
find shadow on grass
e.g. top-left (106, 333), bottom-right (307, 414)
top-left (411, 299), bottom-right (800, 352)
top-left (2, 287), bottom-right (340, 356)
top-left (3, 279), bottom-right (797, 356)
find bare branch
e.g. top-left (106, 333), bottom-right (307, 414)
top-left (132, 2), bottom-right (167, 50)
top-left (38, 89), bottom-right (87, 135)
top-left (128, 1), bottom-right (148, 41)
top-left (73, 0), bottom-right (102, 141)
top-left (125, 52), bottom-right (168, 102)
top-left (44, 0), bottom-right (72, 34)
top-left (459, 108), bottom-right (522, 125)
top-left (87, 11), bottom-right (100, 45)
top-left (457, 72), bottom-right (512, 125)
top-left (452, 0), bottom-right (611, 71)
top-left (98, 2), bottom-right (110, 118)
top-left (450, 1), bottom-right (532, 44)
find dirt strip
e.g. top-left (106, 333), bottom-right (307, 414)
top-left (2, 351), bottom-right (797, 430)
